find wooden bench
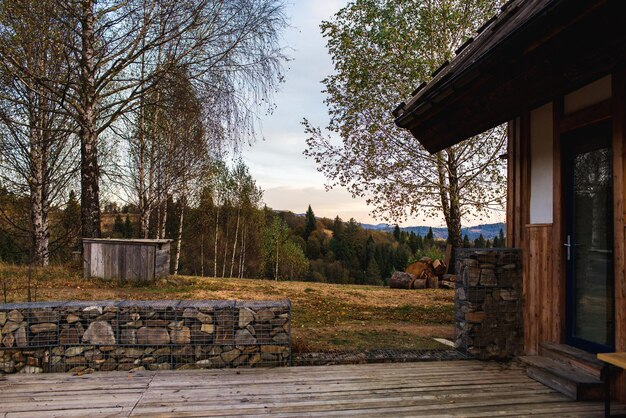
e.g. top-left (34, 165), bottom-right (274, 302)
top-left (598, 353), bottom-right (626, 418)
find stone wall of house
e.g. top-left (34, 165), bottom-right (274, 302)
top-left (455, 249), bottom-right (522, 360)
top-left (0, 300), bottom-right (290, 374)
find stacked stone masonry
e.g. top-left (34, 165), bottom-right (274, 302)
top-left (0, 300), bottom-right (291, 374)
top-left (455, 249), bottom-right (523, 360)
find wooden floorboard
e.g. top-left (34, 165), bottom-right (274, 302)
top-left (0, 361), bottom-right (624, 417)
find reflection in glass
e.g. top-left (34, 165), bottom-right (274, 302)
top-left (572, 145), bottom-right (613, 347)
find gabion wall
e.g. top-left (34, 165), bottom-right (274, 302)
top-left (455, 249), bottom-right (522, 360)
top-left (0, 299), bottom-right (290, 374)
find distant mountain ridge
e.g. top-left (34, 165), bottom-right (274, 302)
top-left (361, 222), bottom-right (506, 240)
top-left (277, 209), bottom-right (504, 241)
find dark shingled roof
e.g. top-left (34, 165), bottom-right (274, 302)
top-left (394, 0), bottom-right (623, 153)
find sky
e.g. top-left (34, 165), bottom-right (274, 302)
top-left (240, 1), bottom-right (503, 227)
top-left (240, 0), bottom-right (382, 222)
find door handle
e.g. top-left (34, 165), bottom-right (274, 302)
top-left (563, 235), bottom-right (579, 261)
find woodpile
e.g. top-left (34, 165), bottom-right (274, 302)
top-left (388, 272), bottom-right (417, 289)
top-left (389, 257), bottom-right (455, 290)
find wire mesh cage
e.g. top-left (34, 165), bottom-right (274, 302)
top-left (454, 248), bottom-right (523, 360)
top-left (0, 299), bottom-right (291, 374)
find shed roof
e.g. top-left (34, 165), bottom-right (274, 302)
top-left (82, 238), bottom-right (172, 245)
top-left (393, 0), bottom-right (626, 153)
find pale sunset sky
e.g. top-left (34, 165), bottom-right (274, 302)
top-left (241, 1), bottom-right (504, 227)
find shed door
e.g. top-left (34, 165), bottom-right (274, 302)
top-left (563, 121), bottom-right (614, 353)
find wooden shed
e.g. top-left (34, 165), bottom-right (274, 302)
top-left (82, 238), bottom-right (172, 283)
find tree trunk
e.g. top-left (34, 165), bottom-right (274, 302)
top-left (140, 204), bottom-right (150, 239)
top-left (436, 152), bottom-right (463, 249)
top-left (143, 49), bottom-right (162, 239)
top-left (30, 181), bottom-right (49, 266)
top-left (159, 198), bottom-right (168, 239)
top-left (239, 224), bottom-right (246, 278)
top-left (213, 204), bottom-right (219, 277)
top-left (446, 150), bottom-right (463, 249)
top-left (29, 144), bottom-right (49, 266)
top-left (173, 197), bottom-right (185, 275)
top-left (154, 204), bottom-right (160, 239)
top-left (137, 52), bottom-right (150, 239)
top-left (200, 233), bottom-right (204, 277)
top-left (229, 207), bottom-right (240, 278)
top-left (222, 218), bottom-right (229, 278)
top-left (274, 239), bottom-right (279, 280)
top-left (447, 203), bottom-right (463, 249)
top-left (79, 0), bottom-right (101, 239)
top-left (137, 142), bottom-right (151, 240)
top-left (28, 88), bottom-right (50, 266)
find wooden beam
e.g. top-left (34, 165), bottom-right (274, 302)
top-left (402, 2), bottom-right (626, 153)
top-left (560, 99), bottom-right (612, 133)
top-left (552, 98), bottom-right (565, 345)
top-left (506, 119), bottom-right (516, 248)
top-left (522, 113), bottom-right (531, 236)
top-left (514, 117), bottom-right (524, 248)
top-left (612, 65), bottom-right (626, 403)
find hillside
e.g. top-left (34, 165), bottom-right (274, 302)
top-left (0, 264), bottom-right (454, 353)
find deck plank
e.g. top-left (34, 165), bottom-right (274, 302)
top-left (0, 360), bottom-right (623, 417)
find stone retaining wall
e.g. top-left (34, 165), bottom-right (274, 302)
top-left (0, 300), bottom-right (290, 374)
top-left (454, 249), bottom-right (522, 360)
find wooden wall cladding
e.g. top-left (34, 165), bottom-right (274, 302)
top-left (524, 224), bottom-right (560, 355)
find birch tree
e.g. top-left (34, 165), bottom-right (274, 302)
top-left (157, 67), bottom-right (206, 276)
top-left (0, 0), bottom-right (287, 239)
top-left (231, 161), bottom-right (263, 277)
top-left (0, 0), bottom-right (77, 265)
top-left (304, 0), bottom-right (506, 247)
top-left (262, 216), bottom-right (290, 280)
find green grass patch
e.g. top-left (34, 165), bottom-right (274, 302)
top-left (301, 330), bottom-right (447, 352)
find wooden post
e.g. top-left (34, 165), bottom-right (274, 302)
top-left (552, 98), bottom-right (565, 346)
top-left (612, 67), bottom-right (626, 403)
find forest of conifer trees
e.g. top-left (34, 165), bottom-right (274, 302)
top-left (0, 154), bottom-right (505, 285)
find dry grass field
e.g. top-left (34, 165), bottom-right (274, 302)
top-left (0, 264), bottom-right (454, 353)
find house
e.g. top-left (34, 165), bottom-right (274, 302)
top-left (393, 0), bottom-right (626, 402)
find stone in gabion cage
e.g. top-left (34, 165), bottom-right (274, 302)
top-left (455, 249), bottom-right (522, 360)
top-left (0, 299), bottom-right (291, 374)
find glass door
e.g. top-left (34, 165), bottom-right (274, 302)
top-left (563, 122), bottom-right (614, 353)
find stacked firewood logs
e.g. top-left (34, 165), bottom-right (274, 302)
top-left (388, 257), bottom-right (455, 289)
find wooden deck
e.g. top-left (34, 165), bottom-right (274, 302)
top-left (1, 361), bottom-right (625, 417)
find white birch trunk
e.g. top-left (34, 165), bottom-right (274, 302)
top-left (137, 50), bottom-right (150, 239)
top-left (229, 207), bottom-right (240, 278)
top-left (28, 87), bottom-right (50, 266)
top-left (29, 149), bottom-right (49, 266)
top-left (213, 205), bottom-right (220, 277)
top-left (159, 198), bottom-right (167, 239)
top-left (200, 233), bottom-right (204, 277)
top-left (222, 219), bottom-right (229, 278)
top-left (238, 224), bottom-right (245, 278)
top-left (173, 198), bottom-right (185, 275)
top-left (79, 0), bottom-right (101, 239)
